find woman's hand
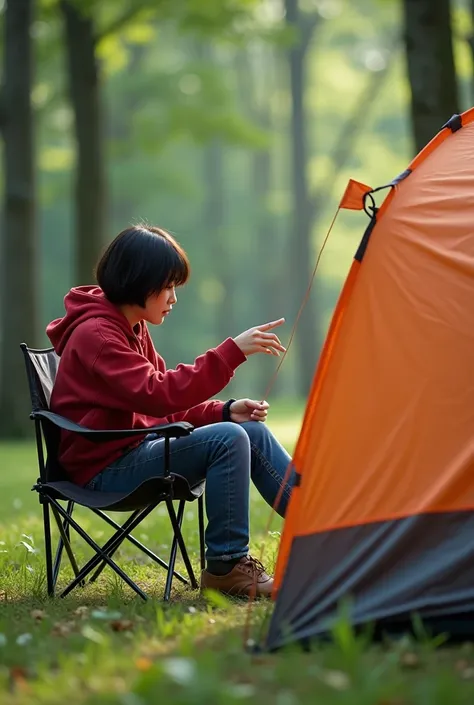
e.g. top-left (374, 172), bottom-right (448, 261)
top-left (233, 318), bottom-right (286, 357)
top-left (229, 399), bottom-right (269, 423)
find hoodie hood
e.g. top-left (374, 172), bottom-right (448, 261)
top-left (47, 286), bottom-right (136, 355)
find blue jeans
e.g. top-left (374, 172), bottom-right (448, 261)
top-left (86, 421), bottom-right (295, 561)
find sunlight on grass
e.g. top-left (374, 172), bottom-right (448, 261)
top-left (1, 400), bottom-right (474, 703)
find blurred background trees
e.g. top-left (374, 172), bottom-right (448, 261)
top-left (0, 0), bottom-right (472, 437)
top-left (402, 0), bottom-right (459, 152)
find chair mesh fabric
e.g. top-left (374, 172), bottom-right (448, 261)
top-left (21, 346), bottom-right (67, 481)
top-left (42, 476), bottom-right (205, 511)
top-left (29, 350), bottom-right (60, 409)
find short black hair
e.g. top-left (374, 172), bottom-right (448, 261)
top-left (95, 225), bottom-right (190, 307)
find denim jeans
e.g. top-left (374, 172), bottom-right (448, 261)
top-left (86, 421), bottom-right (295, 561)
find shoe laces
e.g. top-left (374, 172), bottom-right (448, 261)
top-left (244, 555), bottom-right (266, 577)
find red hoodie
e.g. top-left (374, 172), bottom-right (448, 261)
top-left (46, 286), bottom-right (247, 487)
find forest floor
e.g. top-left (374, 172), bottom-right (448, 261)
top-left (1, 402), bottom-right (473, 704)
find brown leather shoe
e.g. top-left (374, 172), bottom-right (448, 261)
top-left (201, 556), bottom-right (273, 598)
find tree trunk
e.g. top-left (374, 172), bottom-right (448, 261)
top-left (0, 0), bottom-right (37, 438)
top-left (403, 0), bottom-right (459, 153)
top-left (238, 49), bottom-right (286, 395)
top-left (61, 0), bottom-right (105, 284)
top-left (251, 129), bottom-right (287, 396)
top-left (108, 44), bottom-right (146, 229)
top-left (202, 139), bottom-right (235, 343)
top-left (470, 0), bottom-right (474, 104)
top-left (198, 42), bottom-right (235, 357)
top-left (285, 0), bottom-right (320, 398)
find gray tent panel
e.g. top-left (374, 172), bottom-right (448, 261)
top-left (265, 510), bottom-right (474, 651)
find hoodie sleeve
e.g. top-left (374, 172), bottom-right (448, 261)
top-left (91, 322), bottom-right (246, 418)
top-left (167, 400), bottom-right (226, 427)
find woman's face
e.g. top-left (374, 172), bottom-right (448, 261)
top-left (143, 286), bottom-right (177, 325)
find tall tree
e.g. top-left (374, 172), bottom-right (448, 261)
top-left (236, 46), bottom-right (286, 394)
top-left (403, 0), bottom-right (459, 153)
top-left (60, 0), bottom-right (270, 285)
top-left (61, 0), bottom-right (105, 284)
top-left (107, 43), bottom-right (147, 228)
top-left (284, 0), bottom-right (320, 397)
top-left (202, 139), bottom-right (236, 343)
top-left (198, 44), bottom-right (236, 362)
top-left (0, 0), bottom-right (37, 438)
top-left (469, 0), bottom-right (474, 104)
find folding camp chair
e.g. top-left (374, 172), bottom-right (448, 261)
top-left (20, 343), bottom-right (206, 602)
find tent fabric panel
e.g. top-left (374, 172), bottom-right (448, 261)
top-left (266, 509), bottom-right (474, 651)
top-left (272, 106), bottom-right (474, 600)
top-left (408, 109), bottom-right (468, 171)
top-left (279, 118), bottom-right (474, 544)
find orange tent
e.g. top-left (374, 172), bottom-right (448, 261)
top-left (265, 109), bottom-right (474, 650)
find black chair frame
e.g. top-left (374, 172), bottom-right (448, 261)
top-left (20, 343), bottom-right (206, 601)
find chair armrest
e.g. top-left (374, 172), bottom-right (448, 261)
top-left (31, 410), bottom-right (194, 442)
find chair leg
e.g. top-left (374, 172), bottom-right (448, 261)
top-left (63, 507), bottom-right (147, 593)
top-left (50, 505), bottom-right (81, 579)
top-left (42, 501), bottom-right (54, 597)
top-left (90, 508), bottom-right (189, 586)
top-left (88, 508), bottom-right (150, 584)
top-left (164, 500), bottom-right (185, 601)
top-left (52, 500), bottom-right (76, 587)
top-left (52, 536), bottom-right (63, 589)
top-left (166, 499), bottom-right (199, 593)
top-left (198, 495), bottom-right (206, 572)
top-left (50, 499), bottom-right (148, 601)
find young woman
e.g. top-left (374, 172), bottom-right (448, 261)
top-left (47, 225), bottom-right (295, 598)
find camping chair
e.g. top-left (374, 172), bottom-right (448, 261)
top-left (20, 343), bottom-right (206, 602)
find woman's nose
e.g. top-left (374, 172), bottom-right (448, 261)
top-left (169, 288), bottom-right (177, 304)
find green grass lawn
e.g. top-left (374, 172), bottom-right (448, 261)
top-left (1, 402), bottom-right (474, 704)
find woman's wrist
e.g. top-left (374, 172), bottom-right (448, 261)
top-left (222, 398), bottom-right (236, 422)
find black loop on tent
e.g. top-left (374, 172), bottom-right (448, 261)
top-left (358, 169), bottom-right (412, 261)
top-left (442, 114), bottom-right (462, 133)
top-left (363, 191), bottom-right (376, 218)
top-left (363, 182), bottom-right (396, 217)
top-left (355, 212), bottom-right (378, 262)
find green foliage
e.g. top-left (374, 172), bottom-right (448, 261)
top-left (16, 0), bottom-right (471, 398)
top-left (60, 0), bottom-right (267, 40)
top-left (110, 56), bottom-right (269, 152)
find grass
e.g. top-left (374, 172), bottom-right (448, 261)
top-left (1, 401), bottom-right (474, 704)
